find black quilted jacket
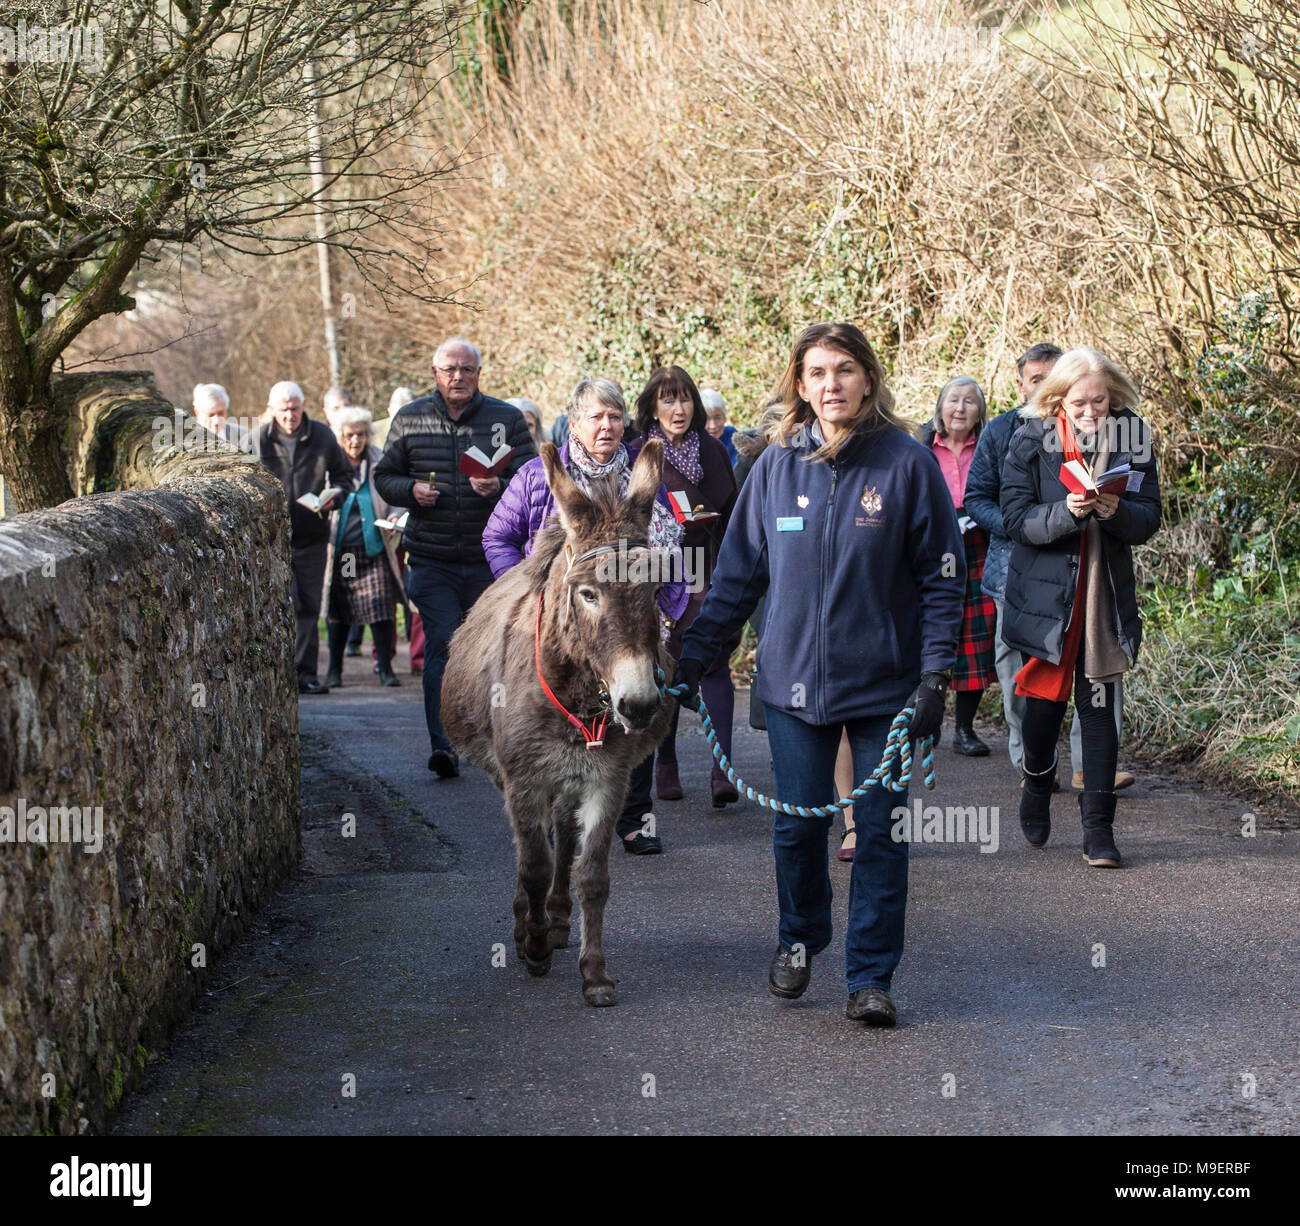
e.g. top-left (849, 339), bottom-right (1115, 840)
top-left (373, 389), bottom-right (536, 566)
top-left (1000, 408), bottom-right (1161, 666)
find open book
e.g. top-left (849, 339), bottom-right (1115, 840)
top-left (296, 487), bottom-right (343, 514)
top-left (1060, 460), bottom-right (1144, 497)
top-left (373, 511), bottom-right (409, 533)
top-left (458, 443), bottom-right (515, 479)
top-left (668, 490), bottom-right (720, 523)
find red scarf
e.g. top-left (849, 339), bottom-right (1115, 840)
top-left (1014, 414), bottom-right (1087, 703)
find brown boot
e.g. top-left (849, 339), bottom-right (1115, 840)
top-left (655, 758), bottom-right (683, 800)
top-left (711, 764), bottom-right (739, 808)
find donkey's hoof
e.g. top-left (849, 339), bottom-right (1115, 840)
top-left (524, 952), bottom-right (553, 977)
top-left (549, 923), bottom-right (571, 949)
top-left (583, 982), bottom-right (617, 1007)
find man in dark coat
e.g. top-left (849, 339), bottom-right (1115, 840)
top-left (255, 381), bottom-right (354, 694)
top-left (374, 338), bottom-right (536, 777)
top-left (965, 344), bottom-right (1061, 771)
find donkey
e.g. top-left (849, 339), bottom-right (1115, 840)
top-left (441, 440), bottom-right (675, 1006)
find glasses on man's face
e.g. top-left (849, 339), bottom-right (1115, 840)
top-left (436, 365), bottom-right (479, 376)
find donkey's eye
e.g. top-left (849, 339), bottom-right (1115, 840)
top-left (578, 587), bottom-right (599, 605)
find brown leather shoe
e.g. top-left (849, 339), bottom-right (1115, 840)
top-left (768, 947), bottom-right (811, 999)
top-left (1072, 770), bottom-right (1136, 790)
top-left (846, 987), bottom-right (897, 1026)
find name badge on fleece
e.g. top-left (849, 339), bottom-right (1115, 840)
top-left (776, 516), bottom-right (804, 532)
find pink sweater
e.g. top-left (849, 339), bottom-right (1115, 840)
top-left (930, 432), bottom-right (978, 508)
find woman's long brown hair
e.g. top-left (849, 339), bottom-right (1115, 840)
top-left (766, 322), bottom-right (907, 462)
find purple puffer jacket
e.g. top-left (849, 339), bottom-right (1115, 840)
top-left (483, 440), bottom-right (690, 620)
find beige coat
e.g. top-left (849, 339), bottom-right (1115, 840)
top-left (321, 444), bottom-right (408, 612)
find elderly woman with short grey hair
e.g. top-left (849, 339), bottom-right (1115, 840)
top-left (915, 375), bottom-right (995, 755)
top-left (323, 407), bottom-right (407, 688)
top-left (483, 379), bottom-right (684, 580)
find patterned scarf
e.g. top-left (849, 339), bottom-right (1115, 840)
top-left (566, 439), bottom-right (682, 554)
top-left (649, 423), bottom-right (704, 485)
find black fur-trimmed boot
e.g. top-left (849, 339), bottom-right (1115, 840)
top-left (1019, 757), bottom-right (1056, 848)
top-left (1080, 790), bottom-right (1121, 868)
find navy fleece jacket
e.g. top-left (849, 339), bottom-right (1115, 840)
top-left (679, 419), bottom-right (965, 725)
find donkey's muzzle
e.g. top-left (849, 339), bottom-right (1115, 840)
top-left (616, 693), bottom-right (661, 731)
top-left (608, 655), bottom-right (662, 731)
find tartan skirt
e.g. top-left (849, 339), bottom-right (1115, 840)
top-left (955, 524), bottom-right (996, 691)
top-left (328, 548), bottom-right (401, 627)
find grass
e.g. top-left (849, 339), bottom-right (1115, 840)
top-left (1126, 578), bottom-right (1300, 809)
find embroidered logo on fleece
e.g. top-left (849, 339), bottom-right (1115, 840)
top-left (856, 483), bottom-right (885, 527)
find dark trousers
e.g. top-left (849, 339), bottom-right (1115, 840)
top-left (328, 619), bottom-right (395, 675)
top-left (291, 542), bottom-right (328, 683)
top-left (617, 752), bottom-right (655, 840)
top-left (764, 706), bottom-right (908, 993)
top-left (659, 588), bottom-right (740, 767)
top-left (658, 657), bottom-right (736, 767)
top-left (1020, 649), bottom-right (1119, 792)
top-left (404, 558), bottom-right (494, 753)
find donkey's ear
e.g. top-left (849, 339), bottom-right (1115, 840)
top-left (541, 441), bottom-right (594, 534)
top-left (626, 438), bottom-right (664, 525)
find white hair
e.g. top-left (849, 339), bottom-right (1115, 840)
top-left (388, 386), bottom-right (417, 416)
top-left (567, 378), bottom-right (626, 424)
top-left (333, 407), bottom-right (374, 438)
top-left (193, 383), bottom-right (229, 412)
top-left (700, 388), bottom-right (726, 414)
top-left (508, 397), bottom-right (542, 423)
top-left (268, 381), bottom-right (305, 405)
top-left (434, 337), bottom-right (482, 367)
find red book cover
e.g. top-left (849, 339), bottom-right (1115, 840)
top-left (1061, 461), bottom-right (1134, 497)
top-left (1060, 459), bottom-right (1097, 496)
top-left (458, 443), bottom-right (514, 479)
top-left (667, 490), bottom-right (720, 523)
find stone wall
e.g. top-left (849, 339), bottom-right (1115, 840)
top-left (0, 373), bottom-right (300, 1134)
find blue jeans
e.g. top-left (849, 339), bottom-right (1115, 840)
top-left (764, 706), bottom-right (909, 994)
top-left (405, 558), bottom-right (494, 754)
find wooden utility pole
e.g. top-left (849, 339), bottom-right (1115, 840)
top-left (304, 58), bottom-right (341, 387)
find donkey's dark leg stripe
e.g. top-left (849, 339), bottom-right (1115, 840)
top-left (548, 802), bottom-right (578, 946)
top-left (575, 804), bottom-right (617, 1005)
top-left (508, 787), bottom-right (555, 973)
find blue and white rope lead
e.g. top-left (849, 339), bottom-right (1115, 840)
top-left (655, 669), bottom-right (937, 818)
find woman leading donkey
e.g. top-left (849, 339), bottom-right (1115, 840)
top-left (674, 322), bottom-right (966, 1028)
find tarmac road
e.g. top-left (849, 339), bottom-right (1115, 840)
top-left (113, 654), bottom-right (1299, 1135)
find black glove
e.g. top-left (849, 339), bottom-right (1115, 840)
top-left (906, 672), bottom-right (947, 744)
top-left (672, 657), bottom-right (704, 706)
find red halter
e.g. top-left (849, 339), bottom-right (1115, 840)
top-left (534, 591), bottom-right (610, 749)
